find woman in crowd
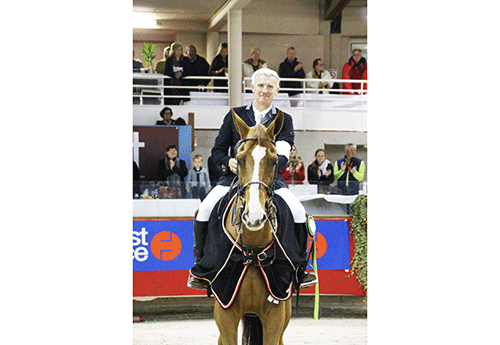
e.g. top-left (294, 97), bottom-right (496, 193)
top-left (209, 42), bottom-right (228, 92)
top-left (305, 58), bottom-right (334, 94)
top-left (281, 145), bottom-right (305, 185)
top-left (157, 144), bottom-right (188, 198)
top-left (307, 148), bottom-right (334, 191)
top-left (154, 46), bottom-right (170, 74)
top-left (155, 107), bottom-right (186, 126)
top-left (163, 42), bottom-right (191, 105)
top-left (242, 47), bottom-right (267, 92)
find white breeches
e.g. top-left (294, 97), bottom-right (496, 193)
top-left (196, 185), bottom-right (230, 222)
top-left (195, 185), bottom-right (306, 223)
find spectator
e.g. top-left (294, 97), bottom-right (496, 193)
top-left (163, 42), bottom-right (192, 105)
top-left (209, 42), bottom-right (229, 92)
top-left (154, 46), bottom-right (170, 74)
top-left (281, 145), bottom-right (305, 185)
top-left (278, 47), bottom-right (305, 96)
top-left (342, 49), bottom-right (367, 94)
top-left (243, 48), bottom-right (268, 92)
top-left (186, 154), bottom-right (211, 201)
top-left (157, 144), bottom-right (188, 198)
top-left (155, 107), bottom-right (187, 126)
top-left (307, 148), bottom-right (334, 193)
top-left (133, 50), bottom-right (144, 72)
top-left (333, 143), bottom-right (365, 195)
top-left (185, 45), bottom-right (210, 89)
top-left (305, 58), bottom-right (334, 94)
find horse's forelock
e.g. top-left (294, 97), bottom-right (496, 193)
top-left (255, 124), bottom-right (270, 147)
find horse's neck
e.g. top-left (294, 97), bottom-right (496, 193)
top-left (226, 202), bottom-right (273, 248)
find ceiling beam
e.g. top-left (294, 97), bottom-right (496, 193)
top-left (207, 0), bottom-right (253, 31)
top-left (324, 0), bottom-right (351, 21)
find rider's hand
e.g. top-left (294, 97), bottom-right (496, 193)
top-left (228, 158), bottom-right (238, 174)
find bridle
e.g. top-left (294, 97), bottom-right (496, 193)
top-left (229, 136), bottom-right (279, 268)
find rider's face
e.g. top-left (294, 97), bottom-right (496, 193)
top-left (252, 74), bottom-right (279, 108)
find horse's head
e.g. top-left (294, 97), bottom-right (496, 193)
top-left (232, 109), bottom-right (284, 231)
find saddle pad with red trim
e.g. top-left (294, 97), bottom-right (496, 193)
top-left (189, 190), bottom-right (303, 309)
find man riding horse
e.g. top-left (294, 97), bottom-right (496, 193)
top-left (188, 67), bottom-right (317, 290)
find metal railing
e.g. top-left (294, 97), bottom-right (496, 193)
top-left (132, 74), bottom-right (367, 109)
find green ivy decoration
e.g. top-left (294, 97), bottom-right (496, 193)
top-left (349, 194), bottom-right (367, 296)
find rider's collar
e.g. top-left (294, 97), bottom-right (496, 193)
top-left (245, 103), bottom-right (278, 115)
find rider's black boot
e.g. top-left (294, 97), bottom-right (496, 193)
top-left (193, 219), bottom-right (208, 262)
top-left (295, 222), bottom-right (318, 289)
top-left (187, 220), bottom-right (209, 290)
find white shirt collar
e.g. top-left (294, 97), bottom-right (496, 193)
top-left (252, 102), bottom-right (272, 124)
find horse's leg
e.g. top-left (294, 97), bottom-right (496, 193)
top-left (214, 302), bottom-right (241, 345)
top-left (259, 298), bottom-right (292, 345)
top-left (278, 299), bottom-right (292, 345)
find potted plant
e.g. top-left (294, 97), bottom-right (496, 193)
top-left (139, 43), bottom-right (157, 71)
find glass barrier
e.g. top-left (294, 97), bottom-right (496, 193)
top-left (133, 180), bottom-right (367, 200)
top-left (133, 181), bottom-right (214, 200)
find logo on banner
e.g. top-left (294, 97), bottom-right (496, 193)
top-left (150, 231), bottom-right (182, 261)
top-left (308, 232), bottom-right (327, 259)
top-left (133, 227), bottom-right (149, 262)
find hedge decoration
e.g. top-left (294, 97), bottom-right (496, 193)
top-left (349, 194), bottom-right (367, 296)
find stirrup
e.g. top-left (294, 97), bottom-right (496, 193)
top-left (299, 271), bottom-right (318, 290)
top-left (187, 276), bottom-right (208, 290)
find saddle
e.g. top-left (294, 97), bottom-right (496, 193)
top-left (189, 187), bottom-right (303, 309)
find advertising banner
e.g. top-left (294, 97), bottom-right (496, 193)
top-left (133, 218), bottom-right (364, 297)
top-left (133, 219), bottom-right (350, 272)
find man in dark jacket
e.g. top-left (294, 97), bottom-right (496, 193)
top-left (185, 45), bottom-right (210, 89)
top-left (188, 68), bottom-right (317, 290)
top-left (278, 47), bottom-right (306, 96)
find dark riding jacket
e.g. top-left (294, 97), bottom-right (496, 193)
top-left (211, 104), bottom-right (294, 188)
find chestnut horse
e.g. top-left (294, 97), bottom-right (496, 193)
top-left (213, 110), bottom-right (292, 345)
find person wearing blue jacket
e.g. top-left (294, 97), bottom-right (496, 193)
top-left (333, 143), bottom-right (365, 195)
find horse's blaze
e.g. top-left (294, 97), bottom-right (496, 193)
top-left (244, 145), bottom-right (267, 230)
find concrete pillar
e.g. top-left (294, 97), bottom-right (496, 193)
top-left (206, 31), bottom-right (219, 67)
top-left (228, 9), bottom-right (242, 107)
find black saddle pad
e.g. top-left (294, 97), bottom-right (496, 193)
top-left (189, 189), bottom-right (303, 309)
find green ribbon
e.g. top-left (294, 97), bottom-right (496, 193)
top-left (307, 215), bottom-right (320, 320)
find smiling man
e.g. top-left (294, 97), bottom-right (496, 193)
top-left (188, 68), bottom-right (317, 290)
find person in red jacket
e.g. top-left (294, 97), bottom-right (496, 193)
top-left (281, 145), bottom-right (305, 185)
top-left (342, 49), bottom-right (367, 94)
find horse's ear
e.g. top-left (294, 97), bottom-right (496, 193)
top-left (266, 110), bottom-right (284, 139)
top-left (232, 109), bottom-right (250, 139)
